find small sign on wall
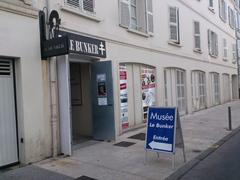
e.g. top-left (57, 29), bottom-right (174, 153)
top-left (97, 74), bottom-right (108, 106)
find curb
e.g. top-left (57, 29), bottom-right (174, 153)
top-left (165, 126), bottom-right (240, 180)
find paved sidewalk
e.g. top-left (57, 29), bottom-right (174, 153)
top-left (1, 101), bottom-right (240, 180)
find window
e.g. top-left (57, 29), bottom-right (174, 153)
top-left (209, 0), bottom-right (214, 9)
top-left (210, 72), bottom-right (220, 105)
top-left (223, 38), bottom-right (228, 60)
top-left (213, 73), bottom-right (220, 105)
top-left (191, 71), bottom-right (206, 111)
top-left (119, 0), bottom-right (154, 34)
top-left (193, 21), bottom-right (201, 51)
top-left (208, 30), bottom-right (218, 57)
top-left (65, 0), bottom-right (95, 13)
top-left (219, 0), bottom-right (227, 22)
top-left (236, 12), bottom-right (240, 32)
top-left (169, 6), bottom-right (180, 43)
top-left (232, 44), bottom-right (236, 64)
top-left (228, 7), bottom-right (235, 29)
top-left (164, 68), bottom-right (187, 115)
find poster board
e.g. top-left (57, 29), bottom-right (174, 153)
top-left (145, 107), bottom-right (177, 153)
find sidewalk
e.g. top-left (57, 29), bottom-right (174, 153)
top-left (1, 101), bottom-right (240, 180)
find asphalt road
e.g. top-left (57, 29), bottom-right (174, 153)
top-left (179, 129), bottom-right (240, 180)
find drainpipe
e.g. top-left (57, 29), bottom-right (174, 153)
top-left (45, 0), bottom-right (59, 157)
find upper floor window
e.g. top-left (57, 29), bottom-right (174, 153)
top-left (119, 0), bottom-right (153, 34)
top-left (208, 30), bottom-right (218, 57)
top-left (232, 43), bottom-right (237, 64)
top-left (209, 0), bottom-right (214, 10)
top-left (223, 38), bottom-right (228, 60)
top-left (169, 6), bottom-right (180, 44)
top-left (219, 0), bottom-right (227, 22)
top-left (193, 21), bottom-right (201, 51)
top-left (228, 7), bottom-right (235, 29)
top-left (65, 0), bottom-right (95, 13)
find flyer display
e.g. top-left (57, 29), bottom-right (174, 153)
top-left (119, 64), bottom-right (129, 129)
top-left (141, 67), bottom-right (156, 121)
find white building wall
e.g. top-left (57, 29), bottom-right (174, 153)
top-left (0, 1), bottom-right (52, 164)
top-left (43, 0), bottom-right (238, 136)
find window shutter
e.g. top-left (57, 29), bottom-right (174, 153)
top-left (228, 7), bottom-right (231, 26)
top-left (120, 0), bottom-right (130, 28)
top-left (194, 21), bottom-right (201, 49)
top-left (83, 0), bottom-right (94, 12)
top-left (208, 30), bottom-right (212, 55)
top-left (146, 0), bottom-right (154, 34)
top-left (215, 33), bottom-right (218, 56)
top-left (137, 0), bottom-right (147, 32)
top-left (169, 7), bottom-right (179, 42)
top-left (223, 1), bottom-right (227, 21)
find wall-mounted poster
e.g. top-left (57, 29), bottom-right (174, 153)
top-left (141, 66), bottom-right (156, 122)
top-left (119, 64), bottom-right (129, 129)
top-left (97, 74), bottom-right (107, 106)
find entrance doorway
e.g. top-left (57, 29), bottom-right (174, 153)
top-left (70, 62), bottom-right (92, 146)
top-left (58, 56), bottom-right (115, 156)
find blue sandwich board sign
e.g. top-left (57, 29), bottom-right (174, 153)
top-left (145, 107), bottom-right (177, 153)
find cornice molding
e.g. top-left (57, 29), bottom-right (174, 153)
top-left (0, 1), bottom-right (38, 18)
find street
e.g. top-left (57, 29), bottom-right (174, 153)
top-left (178, 129), bottom-right (240, 180)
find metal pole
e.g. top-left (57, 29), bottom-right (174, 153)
top-left (228, 106), bottom-right (232, 131)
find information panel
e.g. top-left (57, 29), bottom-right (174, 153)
top-left (145, 107), bottom-right (177, 153)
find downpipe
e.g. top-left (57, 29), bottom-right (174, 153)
top-left (45, 0), bottom-right (59, 157)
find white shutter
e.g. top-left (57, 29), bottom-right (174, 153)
top-left (215, 33), bottom-right (218, 56)
top-left (223, 1), bottom-right (227, 21)
top-left (169, 7), bottom-right (179, 42)
top-left (136, 0), bottom-right (147, 32)
top-left (146, 0), bottom-right (153, 34)
top-left (83, 0), bottom-right (94, 12)
top-left (208, 30), bottom-right (212, 55)
top-left (194, 21), bottom-right (201, 50)
top-left (120, 0), bottom-right (130, 28)
top-left (223, 38), bottom-right (227, 59)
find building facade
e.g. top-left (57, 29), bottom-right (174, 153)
top-left (0, 0), bottom-right (239, 167)
top-left (0, 0), bottom-right (52, 167)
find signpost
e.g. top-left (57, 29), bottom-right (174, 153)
top-left (145, 107), bottom-right (186, 168)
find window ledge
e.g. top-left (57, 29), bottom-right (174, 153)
top-left (127, 28), bottom-right (150, 37)
top-left (232, 61), bottom-right (237, 64)
top-left (168, 41), bottom-right (182, 47)
top-left (61, 5), bottom-right (102, 22)
top-left (223, 58), bottom-right (228, 61)
top-left (209, 54), bottom-right (218, 58)
top-left (193, 49), bottom-right (203, 54)
top-left (208, 7), bottom-right (215, 13)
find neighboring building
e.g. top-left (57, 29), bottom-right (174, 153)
top-left (0, 0), bottom-right (52, 167)
top-left (0, 0), bottom-right (239, 167)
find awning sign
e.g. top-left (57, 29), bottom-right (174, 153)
top-left (145, 107), bottom-right (177, 153)
top-left (41, 31), bottom-right (106, 59)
